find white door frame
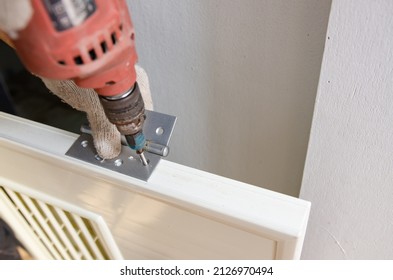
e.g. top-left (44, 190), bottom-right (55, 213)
top-left (0, 112), bottom-right (310, 259)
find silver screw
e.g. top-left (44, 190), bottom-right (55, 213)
top-left (95, 154), bottom-right (103, 161)
top-left (156, 127), bottom-right (164, 135)
top-left (81, 140), bottom-right (88, 148)
top-left (114, 159), bottom-right (123, 167)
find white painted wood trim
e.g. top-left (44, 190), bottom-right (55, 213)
top-left (0, 112), bottom-right (310, 259)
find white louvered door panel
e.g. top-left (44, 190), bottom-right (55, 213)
top-left (0, 112), bottom-right (310, 259)
top-left (0, 185), bottom-right (122, 260)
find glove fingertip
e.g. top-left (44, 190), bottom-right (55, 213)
top-left (94, 139), bottom-right (122, 159)
top-left (86, 114), bottom-right (122, 160)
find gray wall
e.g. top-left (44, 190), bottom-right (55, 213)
top-left (301, 0), bottom-right (393, 259)
top-left (129, 0), bottom-right (331, 196)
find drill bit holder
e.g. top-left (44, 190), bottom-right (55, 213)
top-left (65, 110), bottom-right (176, 181)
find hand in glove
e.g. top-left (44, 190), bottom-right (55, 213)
top-left (0, 0), bottom-right (153, 159)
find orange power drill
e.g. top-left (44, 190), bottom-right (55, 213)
top-left (9, 0), bottom-right (148, 164)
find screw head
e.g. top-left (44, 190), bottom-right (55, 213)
top-left (95, 154), bottom-right (103, 161)
top-left (81, 140), bottom-right (88, 148)
top-left (114, 159), bottom-right (123, 167)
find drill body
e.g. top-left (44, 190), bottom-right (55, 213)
top-left (9, 0), bottom-right (147, 163)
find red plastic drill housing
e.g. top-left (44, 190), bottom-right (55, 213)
top-left (11, 0), bottom-right (138, 97)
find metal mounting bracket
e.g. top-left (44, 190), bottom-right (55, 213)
top-left (65, 110), bottom-right (177, 181)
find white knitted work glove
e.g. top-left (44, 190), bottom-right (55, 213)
top-left (0, 0), bottom-right (153, 159)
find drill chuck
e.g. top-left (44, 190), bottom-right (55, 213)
top-left (99, 82), bottom-right (145, 137)
top-left (100, 82), bottom-right (146, 155)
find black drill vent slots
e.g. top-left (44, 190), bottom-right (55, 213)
top-left (57, 24), bottom-right (124, 66)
